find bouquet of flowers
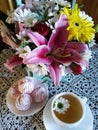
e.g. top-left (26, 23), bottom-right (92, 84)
top-left (0, 0), bottom-right (96, 86)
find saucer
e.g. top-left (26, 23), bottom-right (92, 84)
top-left (6, 78), bottom-right (48, 116)
top-left (43, 97), bottom-right (93, 130)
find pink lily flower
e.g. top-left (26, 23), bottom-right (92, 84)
top-left (23, 14), bottom-right (88, 86)
top-left (4, 55), bottom-right (23, 71)
top-left (48, 61), bottom-right (62, 86)
top-left (27, 31), bottom-right (47, 46)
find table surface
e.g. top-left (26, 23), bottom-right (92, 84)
top-left (0, 45), bottom-right (98, 130)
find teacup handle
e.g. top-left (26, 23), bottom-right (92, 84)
top-left (82, 97), bottom-right (87, 104)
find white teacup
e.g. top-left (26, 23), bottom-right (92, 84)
top-left (51, 92), bottom-right (87, 128)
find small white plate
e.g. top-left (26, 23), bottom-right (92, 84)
top-left (43, 97), bottom-right (93, 130)
top-left (6, 78), bottom-right (48, 116)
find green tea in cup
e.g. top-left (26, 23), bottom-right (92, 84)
top-left (51, 92), bottom-right (87, 128)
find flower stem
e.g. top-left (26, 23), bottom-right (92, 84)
top-left (71, 0), bottom-right (76, 10)
top-left (26, 67), bottom-right (33, 77)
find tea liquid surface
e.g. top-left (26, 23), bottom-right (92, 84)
top-left (54, 95), bottom-right (83, 123)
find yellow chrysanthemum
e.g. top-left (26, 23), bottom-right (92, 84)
top-left (60, 6), bottom-right (71, 17)
top-left (60, 4), bottom-right (95, 42)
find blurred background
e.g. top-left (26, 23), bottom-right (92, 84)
top-left (0, 0), bottom-right (22, 14)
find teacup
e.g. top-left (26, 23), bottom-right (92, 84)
top-left (51, 92), bottom-right (87, 128)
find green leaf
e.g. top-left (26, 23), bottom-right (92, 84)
top-left (19, 42), bottom-right (27, 48)
top-left (11, 36), bottom-right (18, 43)
top-left (41, 74), bottom-right (52, 83)
top-left (41, 7), bottom-right (51, 22)
top-left (94, 24), bottom-right (98, 32)
top-left (26, 67), bottom-right (33, 77)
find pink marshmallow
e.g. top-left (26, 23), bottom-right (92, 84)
top-left (31, 86), bottom-right (47, 102)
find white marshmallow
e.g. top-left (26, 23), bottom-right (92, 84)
top-left (15, 94), bottom-right (32, 111)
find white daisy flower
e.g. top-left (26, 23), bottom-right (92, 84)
top-left (79, 49), bottom-right (92, 71)
top-left (16, 30), bottom-right (31, 42)
top-left (55, 0), bottom-right (71, 7)
top-left (16, 46), bottom-right (31, 58)
top-left (36, 0), bottom-right (56, 13)
top-left (61, 65), bottom-right (72, 75)
top-left (48, 12), bottom-right (59, 26)
top-left (53, 97), bottom-right (70, 114)
top-left (14, 8), bottom-right (37, 26)
top-left (88, 39), bottom-right (96, 48)
top-left (80, 11), bottom-right (94, 24)
top-left (16, 30), bottom-right (26, 41)
top-left (27, 63), bottom-right (49, 76)
top-left (82, 49), bottom-right (92, 62)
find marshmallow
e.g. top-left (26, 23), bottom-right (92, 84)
top-left (18, 82), bottom-right (34, 94)
top-left (15, 94), bottom-right (32, 111)
top-left (31, 87), bottom-right (47, 102)
top-left (18, 78), bottom-right (25, 86)
top-left (9, 87), bottom-right (20, 98)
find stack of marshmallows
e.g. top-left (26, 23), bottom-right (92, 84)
top-left (9, 76), bottom-right (47, 111)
